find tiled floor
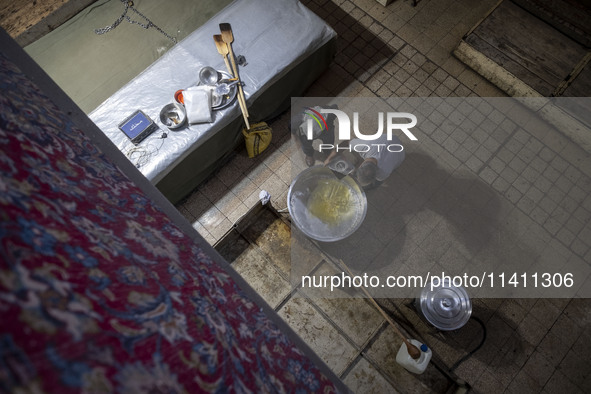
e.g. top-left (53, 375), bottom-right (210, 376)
top-left (177, 0), bottom-right (591, 392)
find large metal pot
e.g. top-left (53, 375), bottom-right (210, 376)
top-left (288, 166), bottom-right (367, 242)
top-left (416, 279), bottom-right (472, 331)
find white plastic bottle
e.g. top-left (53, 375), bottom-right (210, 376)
top-left (395, 339), bottom-right (432, 374)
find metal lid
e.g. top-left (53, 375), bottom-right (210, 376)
top-left (418, 279), bottom-right (472, 331)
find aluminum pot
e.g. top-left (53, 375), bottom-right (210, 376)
top-left (415, 278), bottom-right (472, 331)
top-left (287, 166), bottom-right (367, 242)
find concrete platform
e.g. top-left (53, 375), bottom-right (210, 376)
top-left (454, 0), bottom-right (591, 152)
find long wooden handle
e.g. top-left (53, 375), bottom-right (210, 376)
top-left (226, 44), bottom-right (249, 118)
top-left (234, 77), bottom-right (250, 129)
top-left (221, 52), bottom-right (248, 123)
top-left (221, 54), bottom-right (249, 128)
top-left (214, 35), bottom-right (248, 127)
top-left (338, 259), bottom-right (421, 359)
top-left (227, 55), bottom-right (249, 121)
top-left (221, 54), bottom-right (232, 76)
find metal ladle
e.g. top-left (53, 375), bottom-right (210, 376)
top-left (199, 66), bottom-right (219, 85)
top-left (214, 80), bottom-right (240, 96)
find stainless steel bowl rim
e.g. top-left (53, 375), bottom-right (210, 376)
top-left (159, 102), bottom-right (186, 130)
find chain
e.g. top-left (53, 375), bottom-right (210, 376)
top-left (94, 0), bottom-right (177, 43)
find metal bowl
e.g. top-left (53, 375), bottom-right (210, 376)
top-left (288, 166), bottom-right (367, 242)
top-left (159, 102), bottom-right (186, 130)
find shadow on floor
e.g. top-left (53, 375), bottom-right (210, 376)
top-left (315, 151), bottom-right (500, 266)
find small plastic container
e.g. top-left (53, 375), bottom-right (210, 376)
top-left (174, 89), bottom-right (184, 104)
top-left (395, 339), bottom-right (432, 374)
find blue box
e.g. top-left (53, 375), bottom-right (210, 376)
top-left (118, 110), bottom-right (157, 144)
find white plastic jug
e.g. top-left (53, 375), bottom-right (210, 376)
top-left (395, 339), bottom-right (432, 374)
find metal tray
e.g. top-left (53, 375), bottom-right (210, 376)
top-left (197, 70), bottom-right (238, 110)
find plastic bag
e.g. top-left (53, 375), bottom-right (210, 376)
top-left (184, 86), bottom-right (212, 124)
top-left (242, 122), bottom-right (272, 158)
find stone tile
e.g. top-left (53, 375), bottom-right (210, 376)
top-left (343, 357), bottom-right (398, 394)
top-left (563, 298), bottom-right (591, 328)
top-left (231, 175), bottom-right (259, 204)
top-left (388, 35), bottom-right (406, 51)
top-left (232, 245), bottom-right (290, 309)
top-left (376, 85), bottom-right (393, 97)
top-left (176, 205), bottom-right (195, 222)
top-left (395, 84), bottom-right (413, 96)
top-left (505, 185), bottom-right (523, 205)
top-left (530, 299), bottom-right (562, 330)
top-left (522, 349), bottom-right (555, 388)
top-left (542, 370), bottom-right (584, 394)
top-left (492, 176), bottom-right (510, 194)
top-left (226, 202), bottom-right (249, 225)
top-left (247, 162), bottom-right (274, 187)
top-left (558, 348), bottom-right (591, 389)
top-left (570, 237), bottom-right (589, 257)
top-left (198, 206), bottom-right (226, 231)
top-left (572, 328), bottom-right (591, 362)
top-left (259, 174), bottom-right (288, 204)
top-left (474, 368), bottom-right (509, 393)
top-left (230, 151), bottom-right (257, 173)
top-left (201, 231), bottom-right (216, 246)
top-left (212, 190), bottom-right (239, 216)
top-left (271, 189), bottom-right (289, 211)
top-left (263, 149), bottom-right (289, 173)
top-left (507, 369), bottom-right (542, 393)
top-left (517, 312), bottom-right (548, 347)
top-left (434, 84), bottom-right (452, 96)
top-left (182, 189), bottom-right (211, 218)
top-left (486, 313), bottom-right (516, 346)
top-left (537, 331), bottom-right (571, 366)
top-left (310, 294), bottom-right (384, 347)
top-left (200, 175), bottom-right (229, 203)
top-left (216, 161), bottom-right (243, 188)
top-left (497, 299), bottom-right (527, 329)
top-left (208, 218), bottom-right (232, 242)
top-left (278, 296), bottom-right (358, 375)
top-left (191, 219), bottom-right (209, 239)
top-left (499, 332), bottom-right (535, 369)
top-left (454, 83), bottom-right (472, 96)
top-left (479, 166), bottom-right (497, 185)
top-left (453, 356), bottom-right (487, 387)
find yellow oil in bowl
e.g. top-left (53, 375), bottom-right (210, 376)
top-left (306, 179), bottom-right (356, 225)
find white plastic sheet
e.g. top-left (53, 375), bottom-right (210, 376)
top-left (90, 0), bottom-right (336, 183)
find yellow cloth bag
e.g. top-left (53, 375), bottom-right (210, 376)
top-left (242, 122), bottom-right (272, 158)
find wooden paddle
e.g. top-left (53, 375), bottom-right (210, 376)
top-left (213, 34), bottom-right (249, 128)
top-left (213, 35), bottom-right (233, 77)
top-left (338, 259), bottom-right (422, 359)
top-left (219, 23), bottom-right (249, 118)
